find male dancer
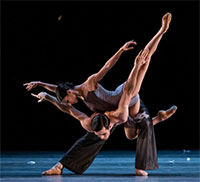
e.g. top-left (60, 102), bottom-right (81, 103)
top-left (25, 13), bottom-right (176, 176)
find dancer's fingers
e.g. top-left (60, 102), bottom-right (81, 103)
top-left (130, 41), bottom-right (137, 45)
top-left (170, 105), bottom-right (178, 112)
top-left (129, 41), bottom-right (137, 45)
top-left (38, 99), bottom-right (43, 103)
top-left (143, 60), bottom-right (147, 64)
top-left (128, 42), bottom-right (137, 47)
top-left (145, 49), bottom-right (150, 58)
top-left (27, 86), bottom-right (32, 91)
top-left (142, 48), bottom-right (149, 58)
top-left (138, 50), bottom-right (143, 56)
top-left (31, 93), bottom-right (39, 98)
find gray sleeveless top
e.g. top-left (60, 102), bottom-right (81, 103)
top-left (83, 83), bottom-right (139, 113)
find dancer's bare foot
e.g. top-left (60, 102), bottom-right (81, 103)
top-left (161, 12), bottom-right (172, 33)
top-left (157, 105), bottom-right (177, 122)
top-left (42, 162), bottom-right (63, 175)
top-left (136, 168), bottom-right (148, 176)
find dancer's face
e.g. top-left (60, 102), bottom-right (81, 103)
top-left (93, 126), bottom-right (110, 140)
top-left (90, 113), bottom-right (112, 140)
top-left (62, 90), bottom-right (78, 104)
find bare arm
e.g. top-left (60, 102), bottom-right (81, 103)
top-left (88, 41), bottom-right (136, 85)
top-left (31, 92), bottom-right (91, 131)
top-left (24, 81), bottom-right (57, 93)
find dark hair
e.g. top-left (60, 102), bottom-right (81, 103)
top-left (90, 114), bottom-right (110, 132)
top-left (55, 82), bottom-right (74, 102)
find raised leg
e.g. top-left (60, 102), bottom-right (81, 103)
top-left (152, 105), bottom-right (177, 125)
top-left (144, 12), bottom-right (172, 58)
top-left (119, 13), bottom-right (172, 119)
top-left (124, 12), bottom-right (172, 138)
top-left (131, 12), bottom-right (172, 97)
top-left (125, 105), bottom-right (177, 141)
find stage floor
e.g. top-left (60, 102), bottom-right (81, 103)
top-left (1, 150), bottom-right (200, 182)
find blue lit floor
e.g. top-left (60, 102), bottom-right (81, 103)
top-left (1, 150), bottom-right (200, 182)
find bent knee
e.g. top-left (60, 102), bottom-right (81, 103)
top-left (124, 128), bottom-right (139, 140)
top-left (126, 134), bottom-right (138, 140)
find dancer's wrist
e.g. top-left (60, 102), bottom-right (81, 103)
top-left (37, 81), bottom-right (43, 87)
top-left (119, 47), bottom-right (125, 52)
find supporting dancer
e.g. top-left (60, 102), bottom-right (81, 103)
top-left (34, 94), bottom-right (176, 175)
top-left (25, 13), bottom-right (176, 176)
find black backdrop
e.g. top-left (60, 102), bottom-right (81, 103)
top-left (1, 1), bottom-right (199, 151)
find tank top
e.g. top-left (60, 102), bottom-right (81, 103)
top-left (83, 83), bottom-right (139, 113)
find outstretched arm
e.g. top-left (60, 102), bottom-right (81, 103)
top-left (88, 40), bottom-right (136, 84)
top-left (31, 92), bottom-right (91, 131)
top-left (24, 81), bottom-right (57, 93)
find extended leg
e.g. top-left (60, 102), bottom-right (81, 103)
top-left (152, 105), bottom-right (177, 125)
top-left (125, 104), bottom-right (177, 141)
top-left (124, 12), bottom-right (172, 141)
top-left (120, 13), bottom-right (172, 119)
top-left (42, 127), bottom-right (116, 175)
top-left (144, 12), bottom-right (172, 58)
top-left (131, 12), bottom-right (172, 97)
top-left (42, 132), bottom-right (105, 175)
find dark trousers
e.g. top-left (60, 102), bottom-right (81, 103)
top-left (135, 117), bottom-right (158, 170)
top-left (60, 102), bottom-right (158, 174)
top-left (59, 127), bottom-right (116, 174)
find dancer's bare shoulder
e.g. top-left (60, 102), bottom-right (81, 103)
top-left (82, 74), bottom-right (99, 94)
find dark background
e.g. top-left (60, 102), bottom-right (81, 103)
top-left (1, 1), bottom-right (199, 151)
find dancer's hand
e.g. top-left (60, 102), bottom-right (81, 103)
top-left (135, 49), bottom-right (149, 66)
top-left (31, 92), bottom-right (47, 103)
top-left (23, 81), bottom-right (41, 91)
top-left (121, 40), bottom-right (137, 51)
